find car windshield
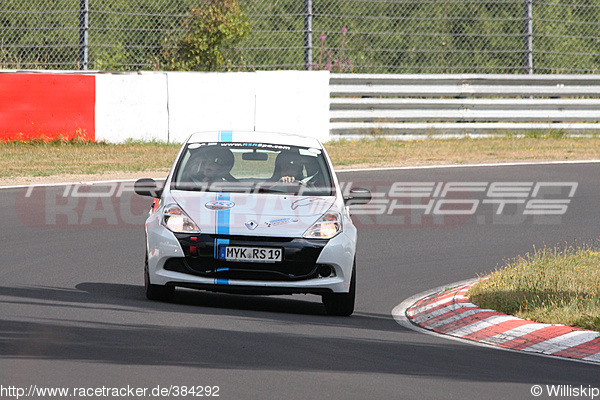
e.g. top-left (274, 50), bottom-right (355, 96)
top-left (172, 142), bottom-right (334, 196)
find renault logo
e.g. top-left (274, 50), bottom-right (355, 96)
top-left (205, 200), bottom-right (235, 210)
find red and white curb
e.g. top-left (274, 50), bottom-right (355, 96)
top-left (393, 279), bottom-right (600, 365)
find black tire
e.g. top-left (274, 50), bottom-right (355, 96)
top-left (144, 253), bottom-right (175, 301)
top-left (322, 262), bottom-right (356, 316)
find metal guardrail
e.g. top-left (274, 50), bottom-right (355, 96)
top-left (329, 74), bottom-right (600, 138)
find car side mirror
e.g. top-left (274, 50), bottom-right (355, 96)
top-left (344, 187), bottom-right (371, 206)
top-left (134, 178), bottom-right (163, 198)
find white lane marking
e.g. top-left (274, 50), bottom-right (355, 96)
top-left (2, 159), bottom-right (600, 190)
top-left (337, 159), bottom-right (600, 173)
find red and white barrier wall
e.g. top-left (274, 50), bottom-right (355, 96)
top-left (0, 73), bottom-right (96, 141)
top-left (0, 70), bottom-right (330, 143)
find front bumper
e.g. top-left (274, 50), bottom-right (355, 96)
top-left (146, 221), bottom-right (356, 294)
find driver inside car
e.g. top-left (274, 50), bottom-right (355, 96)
top-left (186, 146), bottom-right (236, 183)
top-left (270, 151), bottom-right (304, 183)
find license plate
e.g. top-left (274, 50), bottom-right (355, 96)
top-left (219, 246), bottom-right (283, 263)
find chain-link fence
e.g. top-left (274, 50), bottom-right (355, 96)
top-left (1, 0), bottom-right (600, 73)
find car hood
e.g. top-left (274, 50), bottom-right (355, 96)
top-left (171, 190), bottom-right (337, 237)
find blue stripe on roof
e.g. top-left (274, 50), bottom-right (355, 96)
top-left (219, 130), bottom-right (233, 142)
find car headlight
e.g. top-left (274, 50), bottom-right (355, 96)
top-left (303, 212), bottom-right (342, 239)
top-left (161, 204), bottom-right (201, 233)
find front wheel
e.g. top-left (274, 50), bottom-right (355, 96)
top-left (322, 263), bottom-right (356, 316)
top-left (144, 253), bottom-right (174, 301)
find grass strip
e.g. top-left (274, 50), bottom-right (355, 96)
top-left (325, 135), bottom-right (600, 168)
top-left (468, 244), bottom-right (600, 331)
top-left (1, 135), bottom-right (600, 180)
top-left (0, 139), bottom-right (180, 178)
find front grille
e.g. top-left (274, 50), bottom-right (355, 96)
top-left (166, 233), bottom-right (328, 281)
top-left (164, 258), bottom-right (322, 281)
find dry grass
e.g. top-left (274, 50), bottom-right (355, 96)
top-left (327, 136), bottom-right (600, 169)
top-left (468, 244), bottom-right (600, 331)
top-left (1, 135), bottom-right (599, 185)
top-left (0, 139), bottom-right (180, 183)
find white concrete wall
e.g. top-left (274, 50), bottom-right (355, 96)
top-left (166, 72), bottom-right (257, 143)
top-left (95, 73), bottom-right (169, 143)
top-left (94, 70), bottom-right (330, 143)
top-left (254, 71), bottom-right (330, 143)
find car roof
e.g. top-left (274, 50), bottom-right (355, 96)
top-left (186, 131), bottom-right (323, 149)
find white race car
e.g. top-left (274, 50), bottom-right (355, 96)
top-left (135, 131), bottom-right (370, 316)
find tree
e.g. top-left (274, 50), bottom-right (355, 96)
top-left (157, 0), bottom-right (251, 71)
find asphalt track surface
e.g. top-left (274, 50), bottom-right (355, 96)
top-left (0, 162), bottom-right (599, 400)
